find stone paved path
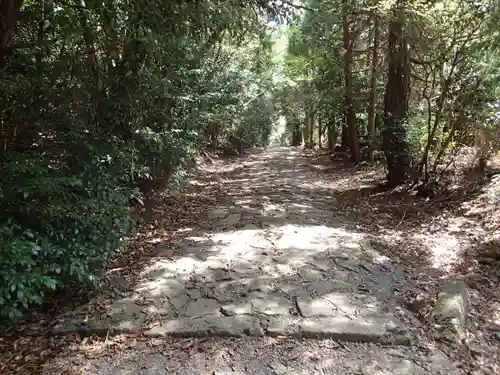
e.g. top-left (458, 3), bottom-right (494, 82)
top-left (55, 147), bottom-right (411, 343)
top-left (48, 147), bottom-right (464, 374)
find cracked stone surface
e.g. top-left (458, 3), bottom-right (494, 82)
top-left (145, 315), bottom-right (264, 337)
top-left (53, 147), bottom-right (412, 345)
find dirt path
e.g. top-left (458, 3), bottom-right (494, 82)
top-left (42, 147), bottom-right (466, 374)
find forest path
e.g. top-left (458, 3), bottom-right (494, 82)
top-left (46, 147), bottom-right (462, 374)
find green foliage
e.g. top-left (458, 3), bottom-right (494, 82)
top-left (406, 115), bottom-right (431, 163)
top-left (0, 0), bottom-right (285, 323)
top-left (280, 0), bottom-right (500, 176)
top-left (0, 223), bottom-right (57, 321)
top-left (0, 141), bottom-right (134, 321)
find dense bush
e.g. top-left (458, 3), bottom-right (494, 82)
top-left (0, 0), bottom-right (282, 323)
top-left (0, 139), bottom-right (134, 320)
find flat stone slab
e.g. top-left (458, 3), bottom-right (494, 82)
top-left (296, 292), bottom-right (380, 318)
top-left (207, 208), bottom-right (229, 219)
top-left (433, 279), bottom-right (469, 339)
top-left (267, 314), bottom-right (411, 344)
top-left (52, 298), bottom-right (146, 335)
top-left (144, 315), bottom-right (264, 337)
top-left (434, 280), bottom-right (469, 325)
top-left (141, 312), bottom-right (410, 344)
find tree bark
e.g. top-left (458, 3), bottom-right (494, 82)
top-left (367, 12), bottom-right (380, 162)
top-left (302, 113), bottom-right (308, 147)
top-left (341, 122), bottom-right (349, 149)
top-left (318, 117), bottom-right (322, 148)
top-left (0, 0), bottom-right (24, 68)
top-left (79, 7), bottom-right (101, 131)
top-left (327, 118), bottom-right (336, 152)
top-left (291, 116), bottom-right (302, 146)
top-left (308, 103), bottom-right (314, 148)
top-left (0, 0), bottom-right (30, 158)
top-left (343, 0), bottom-right (360, 163)
top-left (382, 3), bottom-right (412, 187)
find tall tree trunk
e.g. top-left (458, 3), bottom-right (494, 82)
top-left (291, 116), bottom-right (302, 146)
top-left (103, 0), bottom-right (119, 74)
top-left (79, 8), bottom-right (101, 131)
top-left (327, 118), bottom-right (336, 152)
top-left (0, 0), bottom-right (23, 68)
top-left (341, 122), bottom-right (349, 149)
top-left (343, 0), bottom-right (360, 163)
top-left (367, 12), bottom-right (380, 162)
top-left (0, 0), bottom-right (24, 161)
top-left (308, 104), bottom-right (314, 148)
top-left (382, 4), bottom-right (412, 187)
top-left (302, 113), bottom-right (309, 147)
top-left (318, 117), bottom-right (322, 148)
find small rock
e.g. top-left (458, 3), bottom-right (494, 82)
top-left (486, 320), bottom-right (500, 332)
top-left (384, 320), bottom-right (411, 344)
top-left (467, 342), bottom-right (483, 355)
top-left (359, 240), bottom-right (379, 258)
top-left (433, 325), bottom-right (457, 341)
top-left (372, 255), bottom-right (392, 266)
top-left (210, 268), bottom-right (234, 282)
top-left (393, 358), bottom-right (415, 373)
top-left (221, 213), bottom-right (241, 227)
top-left (208, 208), bottom-right (229, 220)
top-left (469, 289), bottom-right (482, 306)
top-left (394, 332), bottom-right (412, 345)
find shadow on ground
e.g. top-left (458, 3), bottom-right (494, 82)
top-left (5, 146), bottom-right (484, 375)
top-left (50, 147), bottom-right (417, 346)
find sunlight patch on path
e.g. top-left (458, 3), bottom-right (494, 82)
top-left (53, 147), bottom-right (412, 345)
top-left (412, 228), bottom-right (469, 271)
